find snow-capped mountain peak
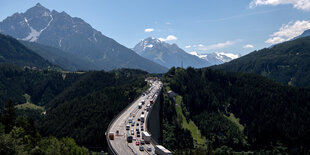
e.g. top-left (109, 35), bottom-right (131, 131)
top-left (135, 37), bottom-right (165, 54)
top-left (133, 37), bottom-right (211, 68)
top-left (189, 51), bottom-right (240, 65)
top-left (215, 52), bottom-right (239, 62)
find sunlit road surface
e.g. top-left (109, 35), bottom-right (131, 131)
top-left (108, 79), bottom-right (162, 155)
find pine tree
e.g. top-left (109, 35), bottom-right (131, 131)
top-left (2, 100), bottom-right (16, 133)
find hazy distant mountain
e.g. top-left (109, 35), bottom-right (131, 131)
top-left (189, 51), bottom-right (240, 65)
top-left (0, 33), bottom-right (55, 69)
top-left (133, 37), bottom-right (211, 68)
top-left (21, 41), bottom-right (100, 71)
top-left (294, 29), bottom-right (310, 39)
top-left (0, 3), bottom-right (167, 73)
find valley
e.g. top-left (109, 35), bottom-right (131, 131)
top-left (0, 1), bottom-right (310, 155)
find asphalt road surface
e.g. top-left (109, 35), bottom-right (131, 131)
top-left (108, 78), bottom-right (162, 155)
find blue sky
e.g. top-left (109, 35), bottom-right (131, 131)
top-left (1, 0), bottom-right (310, 55)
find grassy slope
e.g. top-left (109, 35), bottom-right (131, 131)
top-left (174, 95), bottom-right (206, 147)
top-left (15, 94), bottom-right (45, 111)
top-left (224, 113), bottom-right (244, 132)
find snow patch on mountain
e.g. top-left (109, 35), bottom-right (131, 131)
top-left (215, 52), bottom-right (239, 62)
top-left (146, 44), bottom-right (153, 48)
top-left (215, 52), bottom-right (240, 60)
top-left (138, 38), bottom-right (160, 50)
top-left (22, 18), bottom-right (40, 42)
top-left (189, 51), bottom-right (240, 65)
top-left (22, 14), bottom-right (53, 42)
top-left (190, 51), bottom-right (207, 59)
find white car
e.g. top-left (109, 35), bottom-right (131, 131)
top-left (147, 146), bottom-right (152, 152)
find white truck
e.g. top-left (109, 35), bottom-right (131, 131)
top-left (155, 145), bottom-right (172, 155)
top-left (146, 104), bottom-right (150, 111)
top-left (142, 131), bottom-right (151, 144)
top-left (138, 103), bottom-right (142, 109)
top-left (140, 114), bottom-right (145, 123)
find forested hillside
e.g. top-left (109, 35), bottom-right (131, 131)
top-left (162, 67), bottom-right (310, 154)
top-left (0, 34), bottom-right (55, 69)
top-left (0, 65), bottom-right (148, 151)
top-left (39, 69), bottom-right (148, 150)
top-left (0, 64), bottom-right (81, 109)
top-left (21, 41), bottom-right (100, 71)
top-left (0, 100), bottom-right (89, 154)
top-left (212, 36), bottom-right (310, 87)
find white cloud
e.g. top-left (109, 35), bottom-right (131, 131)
top-left (185, 45), bottom-right (191, 48)
top-left (144, 28), bottom-right (154, 32)
top-left (250, 0), bottom-right (310, 11)
top-left (266, 20), bottom-right (310, 44)
top-left (158, 35), bottom-right (178, 42)
top-left (243, 44), bottom-right (254, 48)
top-left (194, 41), bottom-right (234, 51)
top-left (166, 22), bottom-right (171, 25)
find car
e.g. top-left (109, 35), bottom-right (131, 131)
top-left (142, 111), bottom-right (144, 114)
top-left (147, 146), bottom-right (152, 152)
top-left (136, 123), bottom-right (139, 126)
top-left (137, 133), bottom-right (140, 137)
top-left (140, 140), bottom-right (145, 145)
top-left (136, 128), bottom-right (139, 132)
top-left (131, 122), bottom-right (135, 126)
top-left (133, 137), bottom-right (136, 141)
top-left (137, 118), bottom-right (140, 121)
top-left (136, 141), bottom-right (140, 146)
top-left (126, 125), bottom-right (130, 130)
top-left (131, 129), bottom-right (134, 135)
top-left (139, 146), bottom-right (144, 151)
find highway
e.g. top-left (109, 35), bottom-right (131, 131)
top-left (107, 78), bottom-right (162, 155)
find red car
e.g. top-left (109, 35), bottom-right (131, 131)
top-left (136, 141), bottom-right (140, 146)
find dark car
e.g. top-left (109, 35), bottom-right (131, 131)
top-left (140, 140), bottom-right (145, 145)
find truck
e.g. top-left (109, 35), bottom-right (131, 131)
top-left (108, 132), bottom-right (114, 140)
top-left (146, 104), bottom-right (150, 111)
top-left (138, 103), bottom-right (142, 109)
top-left (126, 132), bottom-right (133, 143)
top-left (140, 114), bottom-right (145, 123)
top-left (142, 131), bottom-right (151, 144)
top-left (155, 145), bottom-right (172, 155)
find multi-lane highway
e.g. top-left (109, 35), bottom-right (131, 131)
top-left (107, 78), bottom-right (162, 155)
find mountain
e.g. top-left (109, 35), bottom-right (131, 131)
top-left (162, 67), bottom-right (310, 153)
top-left (0, 64), bottom-right (146, 151)
top-left (133, 37), bottom-right (211, 68)
top-left (39, 69), bottom-right (147, 150)
top-left (0, 3), bottom-right (168, 73)
top-left (189, 51), bottom-right (240, 65)
top-left (295, 29), bottom-right (310, 39)
top-left (20, 41), bottom-right (100, 71)
top-left (212, 36), bottom-right (310, 87)
top-left (0, 33), bottom-right (55, 69)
